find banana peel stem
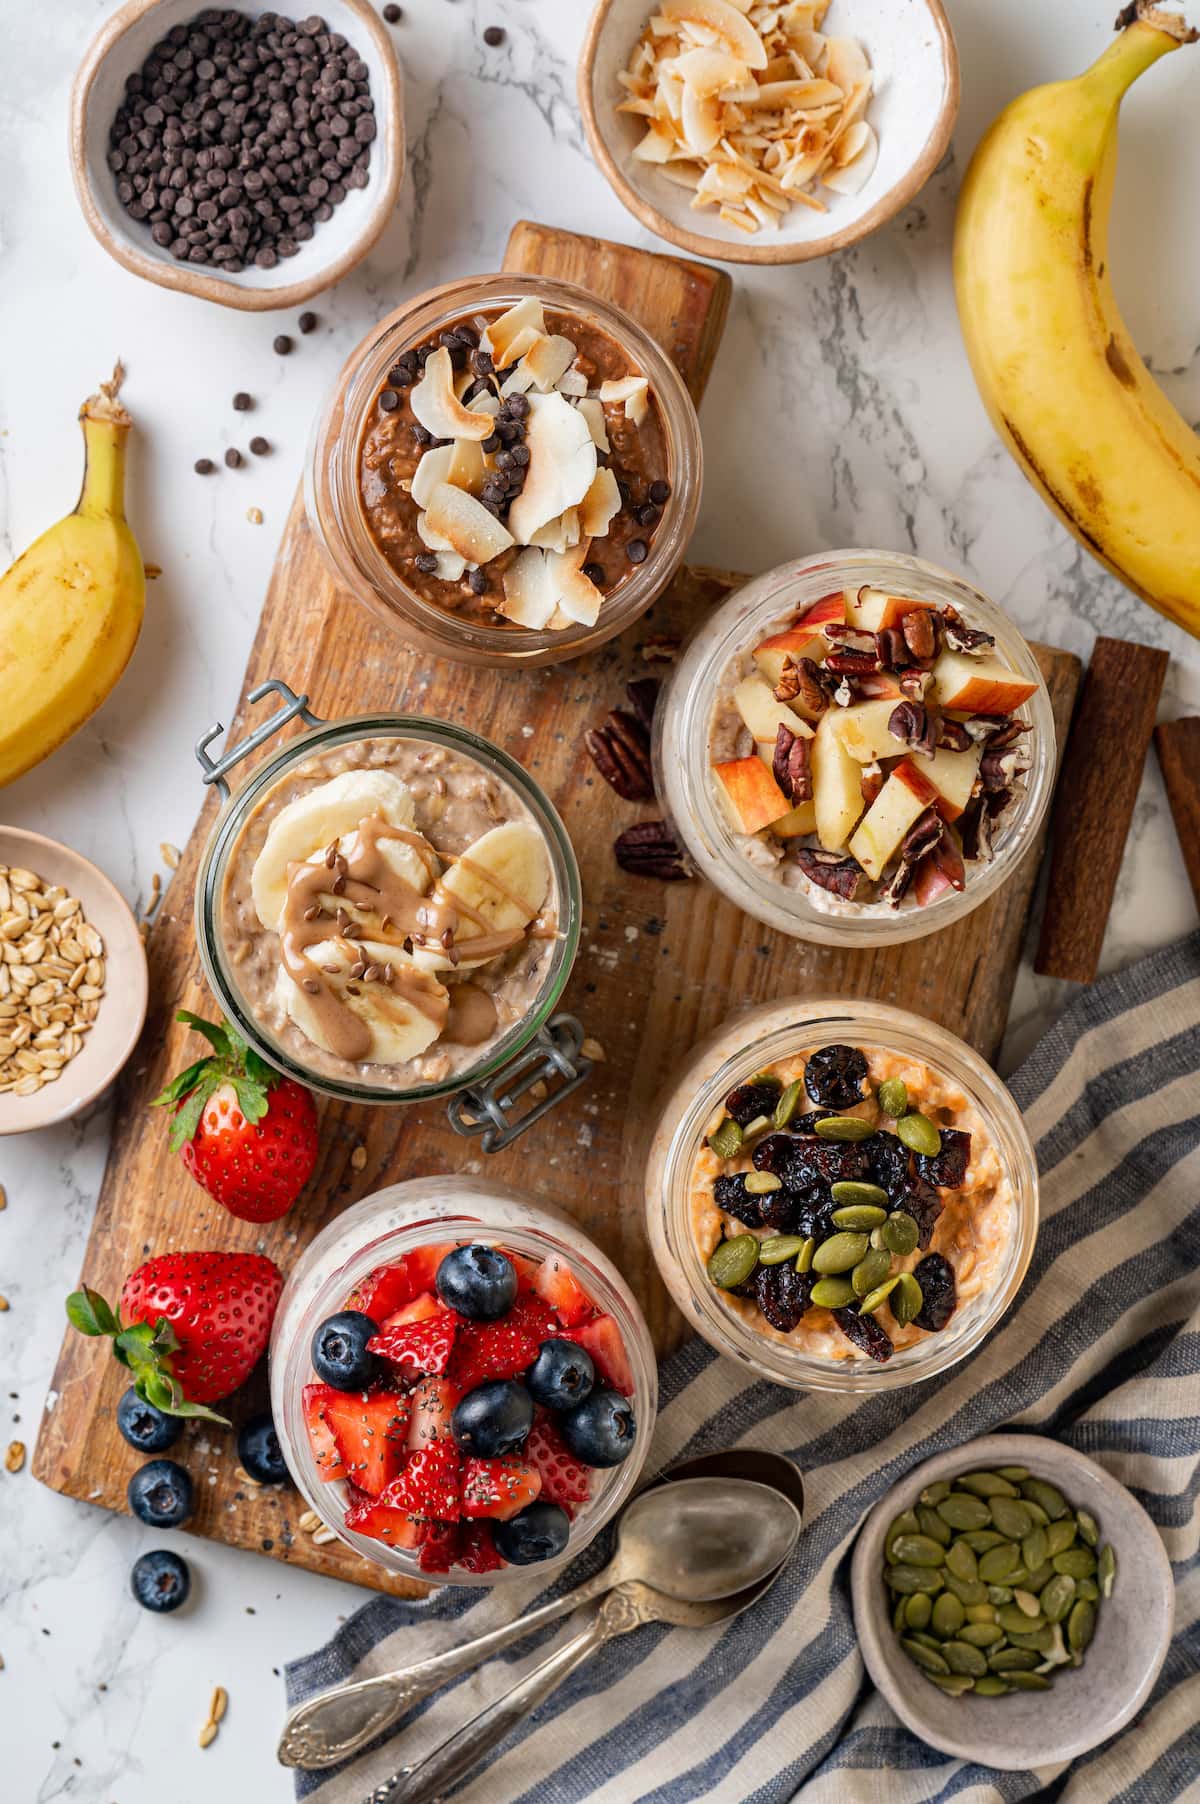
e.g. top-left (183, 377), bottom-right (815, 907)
top-left (1114, 2), bottom-right (1197, 43)
top-left (77, 365), bottom-right (132, 522)
top-left (1088, 12), bottom-right (1189, 96)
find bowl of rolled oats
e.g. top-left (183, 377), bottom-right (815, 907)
top-left (579, 0), bottom-right (959, 264)
top-left (0, 828), bottom-right (148, 1134)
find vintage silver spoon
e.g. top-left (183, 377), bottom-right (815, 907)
top-left (278, 1473), bottom-right (799, 1771)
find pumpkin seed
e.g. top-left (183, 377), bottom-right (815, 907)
top-left (987, 1585), bottom-right (1014, 1605)
top-left (744, 1171), bottom-right (782, 1195)
top-left (831, 1180), bottom-right (889, 1210)
top-left (708, 1118), bottom-right (742, 1161)
top-left (1020, 1477), bottom-right (1069, 1521)
top-left (1067, 1600), bottom-right (1096, 1653)
top-left (962, 1530), bottom-right (1007, 1553)
top-left (960, 1622), bottom-right (1005, 1649)
top-left (907, 1631), bottom-right (944, 1652)
top-left (945, 1541), bottom-right (979, 1585)
top-left (920, 1481), bottom-right (951, 1507)
top-left (833, 1204), bottom-right (889, 1231)
top-left (796, 1236), bottom-right (816, 1273)
top-left (1012, 1589), bottom-right (1042, 1618)
top-left (852, 1248), bottom-right (894, 1296)
top-left (772, 1080), bottom-right (804, 1130)
top-left (810, 1275), bottom-right (856, 1308)
top-left (1006, 1626), bottom-right (1054, 1654)
top-left (887, 1564), bottom-right (945, 1595)
top-left (814, 1115), bottom-right (875, 1142)
top-left (758, 1234), bottom-right (809, 1265)
top-left (999, 1604), bottom-right (1045, 1634)
top-left (892, 1596), bottom-right (908, 1633)
top-left (904, 1591), bottom-right (933, 1630)
top-left (1045, 1519), bottom-right (1077, 1559)
top-left (965, 1603), bottom-right (998, 1624)
top-left (917, 1507), bottom-right (952, 1547)
top-left (706, 1234), bottom-right (759, 1289)
top-left (1040, 1573), bottom-right (1076, 1623)
top-left (937, 1494), bottom-right (992, 1532)
top-left (956, 1471), bottom-right (1020, 1499)
top-left (877, 1077), bottom-right (908, 1117)
top-left (973, 1674), bottom-right (1011, 1696)
top-left (860, 1276), bottom-right (901, 1316)
top-left (1005, 1671), bottom-right (1053, 1691)
top-left (891, 1534), bottom-right (947, 1569)
top-left (901, 1638), bottom-right (950, 1674)
top-left (1040, 1623), bottom-right (1070, 1668)
top-left (1005, 1566), bottom-right (1031, 1588)
top-left (1052, 1547), bottom-right (1096, 1580)
top-left (742, 1115), bottom-right (772, 1139)
top-left (990, 1497), bottom-right (1036, 1540)
top-left (1076, 1577), bottom-right (1100, 1602)
top-left (881, 1212), bottom-right (920, 1256)
top-left (989, 1647), bottom-right (1041, 1673)
top-left (978, 1543), bottom-right (1021, 1584)
top-left (813, 1231), bottom-right (869, 1274)
top-left (943, 1574), bottom-right (987, 1606)
top-left (926, 1673), bottom-right (975, 1695)
top-left (931, 1592), bottom-right (965, 1637)
top-left (943, 1640), bottom-right (988, 1677)
top-left (1022, 1500), bottom-right (1051, 1528)
top-left (996, 1466), bottom-right (1030, 1482)
top-left (1021, 1528), bottom-right (1048, 1574)
top-left (1098, 1544), bottom-right (1117, 1598)
top-left (1024, 1562), bottom-right (1055, 1594)
top-left (890, 1271), bottom-right (924, 1326)
top-left (897, 1111), bottom-right (941, 1156)
top-left (1075, 1509), bottom-right (1099, 1548)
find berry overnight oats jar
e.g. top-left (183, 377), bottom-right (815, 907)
top-left (305, 274), bottom-right (702, 668)
top-left (645, 999), bottom-right (1038, 1393)
top-left (270, 1178), bottom-right (658, 1584)
top-left (653, 551), bottom-right (1056, 947)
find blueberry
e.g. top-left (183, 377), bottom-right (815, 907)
top-left (560, 1389), bottom-right (637, 1468)
top-left (116, 1387), bottom-right (182, 1454)
top-left (127, 1459), bottom-right (194, 1528)
top-left (311, 1309), bottom-right (382, 1390)
top-left (237, 1411), bottom-right (291, 1486)
top-left (435, 1244), bottom-right (518, 1321)
top-left (492, 1501), bottom-right (571, 1565)
top-left (526, 1339), bottom-right (594, 1411)
top-left (131, 1548), bottom-right (191, 1613)
top-left (451, 1380), bottom-right (533, 1457)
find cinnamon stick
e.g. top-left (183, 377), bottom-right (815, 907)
top-left (1035, 636), bottom-right (1168, 983)
top-left (1154, 718), bottom-right (1200, 914)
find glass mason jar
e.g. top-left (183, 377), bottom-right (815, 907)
top-left (645, 997), bottom-right (1038, 1393)
top-left (653, 550), bottom-right (1056, 947)
top-left (193, 693), bottom-right (581, 1109)
top-left (305, 273), bottom-right (703, 669)
top-left (270, 1178), bottom-right (659, 1585)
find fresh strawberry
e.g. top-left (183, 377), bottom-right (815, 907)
top-left (344, 1264), bottom-right (414, 1322)
top-left (457, 1520), bottom-right (504, 1573)
top-left (152, 1011), bottom-right (318, 1223)
top-left (506, 1292), bottom-right (560, 1344)
top-left (407, 1376), bottom-right (461, 1451)
top-left (380, 1293), bottom-right (442, 1330)
top-left (400, 1243), bottom-right (457, 1296)
top-left (66, 1250), bottom-right (282, 1424)
top-left (344, 1488), bottom-right (423, 1547)
top-left (504, 1249), bottom-right (542, 1292)
top-left (526, 1413), bottom-right (592, 1512)
top-left (390, 1441), bottom-right (462, 1522)
top-left (563, 1314), bottom-right (634, 1396)
top-left (369, 1305), bottom-right (458, 1380)
top-left (446, 1318), bottom-right (538, 1392)
top-left (460, 1456), bottom-right (542, 1521)
top-left (320, 1390), bottom-right (410, 1496)
top-left (532, 1254), bottom-right (594, 1327)
top-left (303, 1383), bottom-right (349, 1481)
top-left (418, 1520), bottom-right (463, 1574)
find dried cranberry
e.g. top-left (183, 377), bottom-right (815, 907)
top-left (791, 1110), bottom-right (833, 1135)
top-left (712, 1173), bottom-right (761, 1229)
top-left (791, 1185), bottom-right (837, 1241)
top-left (751, 1133), bottom-right (801, 1178)
top-left (832, 1306), bottom-right (894, 1363)
top-left (753, 1264), bottom-right (814, 1333)
top-left (899, 1175), bottom-right (944, 1249)
top-left (723, 1080), bottom-right (782, 1128)
top-left (867, 1132), bottom-right (911, 1200)
top-left (804, 1044), bottom-right (868, 1109)
top-left (797, 1137), bottom-right (873, 1186)
top-left (912, 1253), bottom-right (956, 1331)
top-left (758, 1189), bottom-right (801, 1233)
top-left (916, 1128), bottom-right (972, 1188)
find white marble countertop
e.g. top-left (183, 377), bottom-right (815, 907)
top-left (2, 0), bottom-right (1198, 1797)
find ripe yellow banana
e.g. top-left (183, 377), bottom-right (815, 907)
top-left (0, 368), bottom-right (145, 785)
top-left (954, 3), bottom-right (1200, 637)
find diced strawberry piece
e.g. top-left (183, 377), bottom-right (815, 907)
top-left (302, 1383), bottom-right (349, 1481)
top-left (321, 1390), bottom-right (411, 1496)
top-left (390, 1441), bottom-right (462, 1522)
top-left (563, 1314), bottom-right (634, 1396)
top-left (457, 1520), bottom-right (504, 1573)
top-left (446, 1319), bottom-right (537, 1392)
top-left (532, 1254), bottom-right (594, 1327)
top-left (344, 1262), bottom-right (414, 1323)
top-left (380, 1292), bottom-right (441, 1330)
top-left (526, 1412), bottom-right (592, 1510)
top-left (344, 1489), bottom-right (424, 1547)
top-left (506, 1292), bottom-right (559, 1343)
top-left (406, 1375), bottom-right (461, 1451)
top-left (502, 1249), bottom-right (542, 1292)
top-left (460, 1456), bottom-right (542, 1521)
top-left (369, 1305), bottom-right (459, 1380)
top-left (400, 1242), bottom-right (457, 1297)
top-left (418, 1520), bottom-right (463, 1574)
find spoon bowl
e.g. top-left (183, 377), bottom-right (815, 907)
top-left (615, 1476), bottom-right (799, 1602)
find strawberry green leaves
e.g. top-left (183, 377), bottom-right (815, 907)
top-left (151, 1009), bottom-right (276, 1152)
top-left (64, 1283), bottom-right (230, 1425)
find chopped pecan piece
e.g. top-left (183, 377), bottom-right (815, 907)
top-left (875, 627), bottom-right (913, 671)
top-left (958, 798), bottom-right (994, 862)
top-left (978, 718), bottom-right (1029, 753)
top-left (901, 807), bottom-right (945, 863)
top-left (878, 859), bottom-right (914, 908)
top-left (979, 741), bottom-right (1031, 793)
top-left (794, 848), bottom-right (868, 900)
top-left (585, 709), bottom-right (654, 802)
top-left (860, 762), bottom-right (884, 806)
top-left (625, 677), bottom-right (661, 735)
top-left (901, 607), bottom-right (937, 660)
top-left (639, 634), bottom-right (681, 663)
top-left (795, 657), bottom-right (836, 712)
top-left (936, 718), bottom-right (974, 753)
top-left (898, 668), bottom-right (931, 700)
top-left (887, 701), bottom-right (938, 759)
top-left (914, 834), bottom-right (966, 900)
top-left (772, 725), bottom-right (813, 804)
top-left (942, 606), bottom-right (995, 656)
top-left (613, 819), bottom-right (692, 881)
top-left (773, 657), bottom-right (802, 704)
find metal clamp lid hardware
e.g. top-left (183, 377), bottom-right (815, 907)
top-left (447, 1014), bottom-right (592, 1153)
top-left (195, 679), bottom-right (323, 800)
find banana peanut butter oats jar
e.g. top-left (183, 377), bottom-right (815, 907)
top-left (195, 712), bottom-right (580, 1104)
top-left (645, 999), bottom-right (1038, 1392)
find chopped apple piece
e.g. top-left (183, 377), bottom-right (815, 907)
top-left (811, 711), bottom-right (866, 853)
top-left (769, 799), bottom-right (817, 840)
top-left (848, 760), bottom-right (938, 880)
top-left (924, 744), bottom-right (983, 822)
top-left (712, 757), bottom-right (791, 835)
top-left (849, 587), bottom-right (938, 632)
top-left (855, 672), bottom-right (907, 702)
top-left (914, 834), bottom-right (967, 905)
top-left (833, 698), bottom-right (908, 764)
top-left (751, 590), bottom-right (847, 689)
top-left (733, 676), bottom-right (813, 748)
top-left (931, 651), bottom-right (1038, 715)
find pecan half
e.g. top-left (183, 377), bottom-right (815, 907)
top-left (901, 606), bottom-right (937, 660)
top-left (824, 624), bottom-right (878, 658)
top-left (888, 701), bottom-right (938, 759)
top-left (901, 807), bottom-right (945, 863)
top-left (879, 859), bottom-right (914, 908)
top-left (773, 725), bottom-right (813, 804)
top-left (625, 677), bottom-right (661, 736)
top-left (585, 710), bottom-right (654, 802)
top-left (958, 798), bottom-right (994, 862)
top-left (639, 634), bottom-right (681, 663)
top-left (791, 657), bottom-right (834, 714)
top-left (794, 848), bottom-right (868, 900)
top-left (614, 819), bottom-right (692, 881)
top-left (876, 626), bottom-right (913, 671)
top-left (979, 742), bottom-right (1030, 793)
top-left (942, 606), bottom-right (995, 656)
top-left (860, 762), bottom-right (884, 806)
top-left (936, 718), bottom-right (975, 753)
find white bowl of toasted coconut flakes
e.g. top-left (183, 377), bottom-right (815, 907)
top-left (579, 0), bottom-right (960, 264)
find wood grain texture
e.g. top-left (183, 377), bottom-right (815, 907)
top-left (1035, 637), bottom-right (1168, 984)
top-left (34, 221), bottom-right (1078, 1600)
top-left (1155, 719), bottom-right (1200, 914)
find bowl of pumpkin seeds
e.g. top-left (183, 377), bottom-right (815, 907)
top-left (851, 1434), bottom-right (1173, 1767)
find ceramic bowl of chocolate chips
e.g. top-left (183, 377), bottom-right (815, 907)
top-left (70, 0), bottom-right (405, 310)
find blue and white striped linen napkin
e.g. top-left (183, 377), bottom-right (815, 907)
top-left (286, 932), bottom-right (1200, 1803)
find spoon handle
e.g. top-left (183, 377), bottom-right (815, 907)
top-left (277, 1567), bottom-right (612, 1770)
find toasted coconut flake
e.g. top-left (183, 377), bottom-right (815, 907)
top-left (579, 466), bottom-right (623, 538)
top-left (410, 347), bottom-right (496, 442)
top-left (823, 119), bottom-right (877, 194)
top-left (672, 46), bottom-right (752, 96)
top-left (552, 543), bottom-right (604, 627)
top-left (411, 445), bottom-right (456, 512)
top-left (499, 547), bottom-right (559, 628)
top-left (507, 393), bottom-right (598, 545)
top-left (481, 297), bottom-right (546, 365)
top-left (576, 397), bottom-right (611, 453)
top-left (556, 366), bottom-right (590, 397)
top-left (434, 551), bottom-right (467, 582)
top-left (661, 0), bottom-right (769, 68)
top-left (424, 482), bottom-right (516, 564)
top-left (599, 375), bottom-right (651, 430)
top-left (523, 334), bottom-right (578, 393)
top-left (530, 507), bottom-right (582, 554)
top-left (447, 436), bottom-right (488, 496)
top-left (633, 121), bottom-right (679, 163)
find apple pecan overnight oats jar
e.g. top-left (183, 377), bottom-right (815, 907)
top-left (654, 551), bottom-right (1055, 947)
top-left (645, 1000), bottom-right (1037, 1392)
top-left (193, 684), bottom-right (582, 1118)
top-left (305, 274), bottom-right (702, 669)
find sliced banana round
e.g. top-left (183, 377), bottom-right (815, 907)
top-left (251, 771), bottom-right (417, 932)
top-left (276, 938), bottom-right (448, 1064)
top-left (413, 820), bottom-right (551, 973)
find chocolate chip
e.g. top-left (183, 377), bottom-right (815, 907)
top-left (224, 447), bottom-right (243, 469)
top-left (249, 436), bottom-right (271, 456)
top-left (273, 335), bottom-right (293, 356)
top-left (232, 392), bottom-right (252, 412)
top-left (583, 562), bottom-right (606, 586)
top-left (649, 478), bottom-right (671, 505)
top-left (383, 2), bottom-right (402, 18)
top-left (298, 311), bottom-right (319, 334)
top-left (626, 539), bottom-right (648, 565)
top-left (483, 25), bottom-right (506, 45)
top-left (636, 504), bottom-right (660, 528)
top-left (468, 569), bottom-right (488, 595)
top-left (194, 457), bottom-right (215, 475)
top-left (379, 389), bottom-right (399, 412)
top-left (414, 553), bottom-right (438, 575)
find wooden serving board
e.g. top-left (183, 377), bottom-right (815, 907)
top-left (34, 221), bottom-right (1080, 1599)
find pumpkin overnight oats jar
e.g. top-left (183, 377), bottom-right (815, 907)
top-left (645, 999), bottom-right (1037, 1392)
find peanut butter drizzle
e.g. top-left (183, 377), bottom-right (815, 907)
top-left (443, 984), bottom-right (499, 1046)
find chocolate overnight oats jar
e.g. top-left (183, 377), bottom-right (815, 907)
top-left (654, 551), bottom-right (1056, 947)
top-left (194, 692), bottom-right (581, 1108)
top-left (305, 274), bottom-right (703, 668)
top-left (645, 999), bottom-right (1038, 1393)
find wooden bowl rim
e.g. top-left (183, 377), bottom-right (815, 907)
top-left (68, 0), bottom-right (406, 313)
top-left (577, 0), bottom-right (960, 267)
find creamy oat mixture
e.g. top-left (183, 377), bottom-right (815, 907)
top-left (219, 736), bottom-right (560, 1091)
top-left (689, 1043), bottom-right (1014, 1361)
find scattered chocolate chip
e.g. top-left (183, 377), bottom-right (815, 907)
top-left (585, 710), bottom-right (654, 802)
top-left (614, 820), bottom-right (692, 881)
top-left (648, 478), bottom-right (671, 505)
top-left (636, 504), bottom-right (660, 529)
top-left (224, 447), bottom-right (243, 469)
top-left (483, 25), bottom-right (506, 46)
top-left (194, 457), bottom-right (215, 475)
top-left (232, 392), bottom-right (253, 412)
top-left (249, 436), bottom-right (271, 456)
top-left (273, 335), bottom-right (294, 357)
top-left (626, 539), bottom-right (648, 565)
top-left (383, 2), bottom-right (402, 18)
top-left (582, 562), bottom-right (606, 587)
top-left (298, 311), bottom-right (319, 334)
top-left (379, 389), bottom-right (400, 412)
